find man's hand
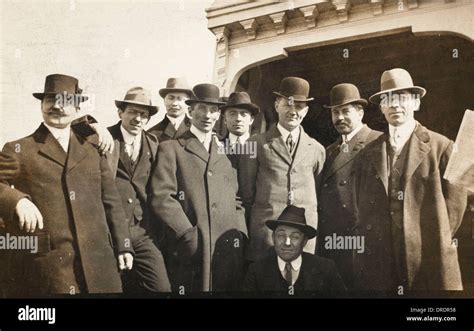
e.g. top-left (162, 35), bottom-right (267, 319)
top-left (89, 123), bottom-right (114, 155)
top-left (176, 226), bottom-right (199, 260)
top-left (15, 198), bottom-right (44, 233)
top-left (118, 252), bottom-right (134, 271)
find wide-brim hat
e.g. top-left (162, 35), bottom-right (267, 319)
top-left (185, 83), bottom-right (225, 106)
top-left (159, 77), bottom-right (193, 98)
top-left (324, 83), bottom-right (368, 109)
top-left (369, 68), bottom-right (426, 104)
top-left (273, 77), bottom-right (314, 102)
top-left (115, 87), bottom-right (159, 116)
top-left (33, 74), bottom-right (88, 102)
top-left (266, 205), bottom-right (317, 239)
top-left (220, 91), bottom-right (260, 116)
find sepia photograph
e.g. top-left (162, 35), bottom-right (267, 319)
top-left (0, 0), bottom-right (473, 329)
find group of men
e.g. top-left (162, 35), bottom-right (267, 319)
top-left (0, 68), bottom-right (467, 297)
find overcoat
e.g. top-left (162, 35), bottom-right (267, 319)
top-left (354, 123), bottom-right (467, 292)
top-left (0, 124), bottom-right (132, 295)
top-left (147, 116), bottom-right (191, 142)
top-left (317, 125), bottom-right (382, 288)
top-left (150, 130), bottom-right (247, 292)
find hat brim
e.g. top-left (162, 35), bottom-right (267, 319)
top-left (323, 98), bottom-right (368, 109)
top-left (273, 91), bottom-right (314, 102)
top-left (159, 88), bottom-right (193, 99)
top-left (265, 220), bottom-right (317, 239)
top-left (115, 100), bottom-right (159, 116)
top-left (368, 86), bottom-right (426, 104)
top-left (185, 99), bottom-right (226, 106)
top-left (33, 92), bottom-right (89, 102)
top-left (220, 103), bottom-right (260, 116)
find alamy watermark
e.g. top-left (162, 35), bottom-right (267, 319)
top-left (324, 234), bottom-right (365, 254)
top-left (217, 139), bottom-right (257, 159)
top-left (0, 233), bottom-right (38, 253)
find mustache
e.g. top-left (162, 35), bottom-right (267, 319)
top-left (335, 120), bottom-right (348, 126)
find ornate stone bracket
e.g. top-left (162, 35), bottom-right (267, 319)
top-left (370, 0), bottom-right (384, 15)
top-left (240, 18), bottom-right (258, 41)
top-left (299, 5), bottom-right (319, 29)
top-left (211, 26), bottom-right (230, 87)
top-left (269, 11), bottom-right (288, 35)
top-left (332, 0), bottom-right (352, 22)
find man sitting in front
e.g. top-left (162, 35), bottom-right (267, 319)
top-left (243, 205), bottom-right (346, 296)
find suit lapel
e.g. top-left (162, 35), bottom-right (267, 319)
top-left (208, 137), bottom-right (224, 167)
top-left (401, 123), bottom-right (431, 186)
top-left (369, 135), bottom-right (389, 195)
top-left (65, 131), bottom-right (88, 172)
top-left (268, 125), bottom-right (292, 166)
top-left (107, 122), bottom-right (122, 177)
top-left (162, 117), bottom-right (177, 139)
top-left (324, 125), bottom-right (371, 180)
top-left (292, 128), bottom-right (314, 168)
top-left (35, 124), bottom-right (68, 167)
top-left (182, 131), bottom-right (209, 163)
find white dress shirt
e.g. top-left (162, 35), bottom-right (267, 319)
top-left (44, 123), bottom-right (71, 152)
top-left (190, 125), bottom-right (213, 152)
top-left (277, 123), bottom-right (300, 147)
top-left (229, 132), bottom-right (250, 145)
top-left (167, 114), bottom-right (186, 130)
top-left (120, 125), bottom-right (142, 161)
top-left (389, 119), bottom-right (417, 151)
top-left (343, 123), bottom-right (364, 143)
top-left (277, 255), bottom-right (302, 286)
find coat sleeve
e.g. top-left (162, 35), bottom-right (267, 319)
top-left (440, 141), bottom-right (468, 236)
top-left (324, 259), bottom-right (347, 297)
top-left (149, 142), bottom-right (193, 239)
top-left (313, 143), bottom-right (326, 196)
top-left (238, 139), bottom-right (258, 223)
top-left (100, 152), bottom-right (134, 255)
top-left (0, 144), bottom-right (29, 221)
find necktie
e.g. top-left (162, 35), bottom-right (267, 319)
top-left (285, 262), bottom-right (293, 285)
top-left (340, 135), bottom-right (349, 154)
top-left (390, 128), bottom-right (401, 152)
top-left (286, 133), bottom-right (294, 154)
top-left (126, 140), bottom-right (139, 163)
top-left (235, 136), bottom-right (241, 145)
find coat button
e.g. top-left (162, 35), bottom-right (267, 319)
top-left (127, 198), bottom-right (133, 204)
top-left (342, 204), bottom-right (347, 208)
top-left (321, 219), bottom-right (326, 223)
top-left (291, 169), bottom-right (296, 174)
top-left (211, 203), bottom-right (217, 209)
top-left (370, 200), bottom-right (375, 204)
top-left (390, 211), bottom-right (395, 216)
top-left (366, 224), bottom-right (372, 230)
top-left (339, 180), bottom-right (347, 186)
top-left (323, 183), bottom-right (328, 188)
top-left (208, 170), bottom-right (213, 176)
top-left (375, 174), bottom-right (380, 179)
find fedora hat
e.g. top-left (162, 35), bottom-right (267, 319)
top-left (220, 92), bottom-right (260, 116)
top-left (266, 205), bottom-right (317, 239)
top-left (159, 77), bottom-right (193, 98)
top-left (185, 83), bottom-right (225, 106)
top-left (273, 77), bottom-right (314, 102)
top-left (115, 87), bottom-right (159, 116)
top-left (369, 68), bottom-right (426, 104)
top-left (33, 74), bottom-right (88, 102)
top-left (324, 83), bottom-right (367, 109)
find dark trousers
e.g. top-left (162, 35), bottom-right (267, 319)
top-left (122, 223), bottom-right (171, 294)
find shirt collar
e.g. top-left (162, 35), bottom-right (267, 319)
top-left (190, 125), bottom-right (212, 144)
top-left (389, 119), bottom-right (416, 139)
top-left (229, 132), bottom-right (250, 145)
top-left (166, 114), bottom-right (186, 128)
top-left (43, 122), bottom-right (71, 140)
top-left (120, 124), bottom-right (141, 145)
top-left (277, 123), bottom-right (300, 142)
top-left (277, 255), bottom-right (302, 272)
top-left (343, 123), bottom-right (364, 143)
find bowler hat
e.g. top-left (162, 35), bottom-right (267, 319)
top-left (220, 92), bottom-right (260, 116)
top-left (115, 87), bottom-right (159, 116)
top-left (159, 77), bottom-right (193, 98)
top-left (324, 83), bottom-right (368, 108)
top-left (273, 77), bottom-right (314, 102)
top-left (266, 205), bottom-right (317, 239)
top-left (369, 68), bottom-right (426, 104)
top-left (33, 74), bottom-right (88, 102)
top-left (185, 83), bottom-right (225, 106)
